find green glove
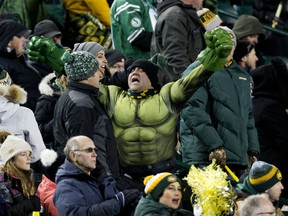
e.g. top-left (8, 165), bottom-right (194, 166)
top-left (27, 36), bottom-right (68, 75)
top-left (197, 27), bottom-right (233, 71)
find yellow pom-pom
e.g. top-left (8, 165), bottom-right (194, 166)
top-left (183, 160), bottom-right (236, 216)
top-left (143, 175), bottom-right (154, 185)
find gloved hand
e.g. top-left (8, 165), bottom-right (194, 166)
top-left (102, 175), bottom-right (118, 199)
top-left (27, 36), bottom-right (69, 74)
top-left (209, 147), bottom-right (226, 168)
top-left (122, 189), bottom-right (141, 206)
top-left (197, 27), bottom-right (233, 71)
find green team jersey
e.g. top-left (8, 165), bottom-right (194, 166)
top-left (111, 0), bottom-right (157, 60)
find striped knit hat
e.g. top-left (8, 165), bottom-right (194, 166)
top-left (0, 65), bottom-right (12, 86)
top-left (197, 8), bottom-right (223, 31)
top-left (144, 172), bottom-right (180, 200)
top-left (249, 161), bottom-right (282, 192)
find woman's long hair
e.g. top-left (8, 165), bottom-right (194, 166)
top-left (2, 158), bottom-right (35, 198)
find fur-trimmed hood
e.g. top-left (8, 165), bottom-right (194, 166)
top-left (0, 84), bottom-right (27, 104)
top-left (39, 73), bottom-right (61, 96)
top-left (0, 84), bottom-right (27, 122)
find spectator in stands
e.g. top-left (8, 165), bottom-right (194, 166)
top-left (151, 0), bottom-right (206, 85)
top-left (235, 161), bottom-right (284, 215)
top-left (0, 135), bottom-right (42, 215)
top-left (251, 58), bottom-right (288, 199)
top-left (105, 49), bottom-right (126, 76)
top-left (240, 194), bottom-right (276, 216)
top-left (0, 20), bottom-right (42, 111)
top-left (0, 68), bottom-right (46, 164)
top-left (234, 41), bottom-right (258, 96)
top-left (72, 42), bottom-right (107, 78)
top-left (234, 41), bottom-right (258, 73)
top-left (232, 14), bottom-right (265, 66)
top-left (232, 15), bottom-right (264, 46)
top-left (110, 0), bottom-right (157, 60)
top-left (34, 19), bottom-right (62, 46)
top-left (53, 135), bottom-right (140, 216)
top-left (179, 27), bottom-right (259, 178)
top-left (134, 172), bottom-right (193, 216)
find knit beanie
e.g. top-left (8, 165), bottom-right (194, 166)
top-left (232, 15), bottom-right (264, 41)
top-left (144, 172), bottom-right (181, 200)
top-left (0, 135), bottom-right (32, 165)
top-left (233, 41), bottom-right (255, 63)
top-left (73, 42), bottom-right (104, 56)
top-left (105, 49), bottom-right (126, 67)
top-left (197, 8), bottom-right (223, 31)
top-left (0, 65), bottom-right (12, 86)
top-left (128, 53), bottom-right (166, 88)
top-left (62, 51), bottom-right (99, 81)
top-left (0, 20), bottom-right (31, 50)
top-left (34, 19), bottom-right (61, 38)
top-left (248, 161), bottom-right (282, 192)
top-left (217, 26), bottom-right (237, 48)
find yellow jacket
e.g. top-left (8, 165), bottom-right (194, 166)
top-left (64, 0), bottom-right (111, 27)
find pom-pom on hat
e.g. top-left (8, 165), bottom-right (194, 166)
top-left (128, 53), bottom-right (166, 89)
top-left (0, 65), bottom-right (12, 86)
top-left (73, 42), bottom-right (104, 56)
top-left (0, 135), bottom-right (32, 165)
top-left (34, 19), bottom-right (62, 39)
top-left (197, 8), bottom-right (223, 31)
top-left (248, 161), bottom-right (282, 192)
top-left (144, 172), bottom-right (180, 200)
top-left (62, 51), bottom-right (99, 81)
top-left (233, 41), bottom-right (255, 63)
top-left (105, 49), bottom-right (126, 67)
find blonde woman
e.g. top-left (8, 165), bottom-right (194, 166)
top-left (0, 135), bottom-right (41, 215)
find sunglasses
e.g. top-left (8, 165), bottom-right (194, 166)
top-left (74, 147), bottom-right (97, 153)
top-left (256, 212), bottom-right (276, 215)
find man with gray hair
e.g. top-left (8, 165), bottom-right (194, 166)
top-left (240, 194), bottom-right (276, 216)
top-left (53, 135), bottom-right (139, 216)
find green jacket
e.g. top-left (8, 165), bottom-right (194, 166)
top-left (110, 0), bottom-right (157, 59)
top-left (134, 196), bottom-right (193, 216)
top-left (179, 60), bottom-right (259, 166)
top-left (0, 0), bottom-right (46, 29)
top-left (99, 64), bottom-right (213, 173)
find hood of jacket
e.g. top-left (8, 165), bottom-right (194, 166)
top-left (252, 58), bottom-right (288, 106)
top-left (0, 20), bottom-right (30, 56)
top-left (0, 84), bottom-right (27, 122)
top-left (157, 0), bottom-right (183, 16)
top-left (39, 73), bottom-right (62, 96)
top-left (232, 14), bottom-right (264, 40)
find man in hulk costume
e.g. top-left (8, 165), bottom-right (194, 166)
top-left (27, 27), bottom-right (233, 191)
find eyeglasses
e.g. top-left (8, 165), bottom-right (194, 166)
top-left (256, 212), bottom-right (276, 215)
top-left (74, 147), bottom-right (97, 153)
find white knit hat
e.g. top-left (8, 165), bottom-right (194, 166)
top-left (0, 135), bottom-right (32, 165)
top-left (197, 8), bottom-right (223, 31)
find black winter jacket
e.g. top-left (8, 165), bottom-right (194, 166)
top-left (53, 81), bottom-right (120, 180)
